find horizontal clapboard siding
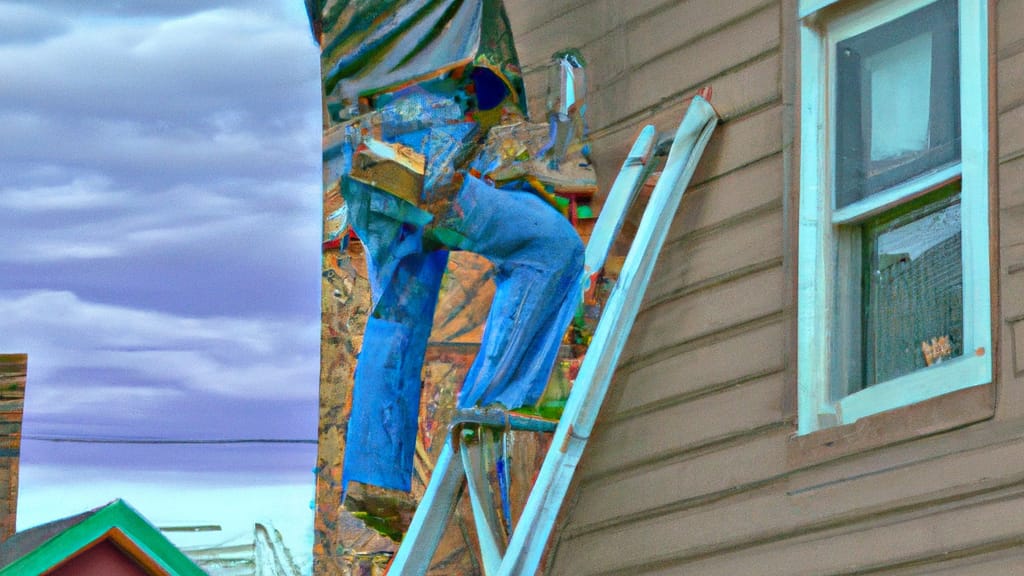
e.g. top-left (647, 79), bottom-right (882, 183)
top-left (508, 0), bottom-right (790, 572)
top-left (559, 435), bottom-right (1024, 574)
top-left (999, 0), bottom-right (1024, 420)
top-left (499, 0), bottom-right (1024, 574)
top-left (612, 318), bottom-right (786, 415)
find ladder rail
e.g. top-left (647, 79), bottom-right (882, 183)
top-left (497, 95), bottom-right (718, 576)
top-left (583, 124), bottom-right (659, 278)
top-left (386, 439), bottom-right (463, 573)
top-left (390, 122), bottom-right (659, 576)
top-left (389, 94), bottom-right (719, 575)
top-left (460, 430), bottom-right (506, 575)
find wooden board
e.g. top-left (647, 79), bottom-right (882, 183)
top-left (555, 426), bottom-right (1024, 575)
top-left (625, 264), bottom-right (785, 364)
top-left (584, 372), bottom-right (786, 476)
top-left (0, 353), bottom-right (26, 542)
top-left (646, 206), bottom-right (783, 307)
top-left (610, 319), bottom-right (786, 415)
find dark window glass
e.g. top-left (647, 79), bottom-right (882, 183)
top-left (860, 184), bottom-right (963, 387)
top-left (834, 0), bottom-right (960, 209)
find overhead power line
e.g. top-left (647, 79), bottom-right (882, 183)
top-left (22, 435), bottom-right (317, 445)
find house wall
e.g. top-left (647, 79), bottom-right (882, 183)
top-left (47, 540), bottom-right (153, 576)
top-left (0, 354), bottom-right (26, 542)
top-left (497, 0), bottom-right (1024, 574)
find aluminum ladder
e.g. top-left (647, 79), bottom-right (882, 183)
top-left (388, 92), bottom-right (719, 576)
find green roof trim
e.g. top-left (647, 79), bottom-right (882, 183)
top-left (0, 499), bottom-right (205, 576)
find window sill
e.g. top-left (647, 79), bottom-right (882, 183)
top-left (837, 353), bottom-right (991, 425)
top-left (787, 382), bottom-right (995, 469)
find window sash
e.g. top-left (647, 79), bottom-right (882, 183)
top-left (796, 0), bottom-right (991, 435)
top-left (831, 0), bottom-right (960, 209)
top-left (859, 188), bottom-right (963, 388)
top-left (800, 0), bottom-right (833, 18)
top-left (831, 163), bottom-right (960, 223)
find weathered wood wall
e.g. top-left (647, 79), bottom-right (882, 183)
top-left (497, 0), bottom-right (1024, 573)
top-left (310, 4), bottom-right (567, 572)
top-left (0, 354), bottom-right (27, 542)
top-left (997, 0), bottom-right (1024, 419)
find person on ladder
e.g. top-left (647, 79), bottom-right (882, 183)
top-left (313, 0), bottom-right (592, 496)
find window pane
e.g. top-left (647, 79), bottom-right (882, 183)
top-left (862, 191), bottom-right (962, 387)
top-left (866, 33), bottom-right (932, 163)
top-left (834, 0), bottom-right (959, 209)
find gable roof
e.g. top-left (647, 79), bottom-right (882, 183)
top-left (0, 499), bottom-right (205, 576)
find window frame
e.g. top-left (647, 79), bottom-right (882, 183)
top-left (831, 0), bottom-right (960, 208)
top-left (796, 0), bottom-right (991, 435)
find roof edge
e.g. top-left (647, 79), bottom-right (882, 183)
top-left (0, 499), bottom-right (205, 576)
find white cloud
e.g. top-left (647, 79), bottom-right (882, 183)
top-left (0, 6), bottom-right (320, 124)
top-left (0, 3), bottom-right (71, 44)
top-left (0, 174), bottom-right (128, 211)
top-left (0, 173), bottom-right (321, 264)
top-left (0, 5), bottom-right (323, 271)
top-left (27, 384), bottom-right (184, 417)
top-left (0, 290), bottom-right (320, 403)
top-left (0, 1), bottom-right (322, 551)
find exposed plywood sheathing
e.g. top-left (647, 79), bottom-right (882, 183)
top-left (0, 354), bottom-right (26, 543)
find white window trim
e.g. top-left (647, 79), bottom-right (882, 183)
top-left (797, 0), bottom-right (991, 435)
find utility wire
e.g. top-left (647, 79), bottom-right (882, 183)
top-left (23, 435), bottom-right (317, 445)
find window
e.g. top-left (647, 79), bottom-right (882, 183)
top-left (797, 0), bottom-right (990, 434)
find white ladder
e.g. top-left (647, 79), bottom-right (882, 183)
top-left (388, 93), bottom-right (719, 576)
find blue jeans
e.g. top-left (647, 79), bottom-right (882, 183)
top-left (340, 166), bottom-right (583, 492)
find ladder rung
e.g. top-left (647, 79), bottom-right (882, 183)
top-left (389, 95), bottom-right (719, 575)
top-left (448, 407), bottom-right (558, 433)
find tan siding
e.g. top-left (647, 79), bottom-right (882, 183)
top-left (574, 0), bottom-right (774, 104)
top-left (997, 0), bottom-right (1024, 57)
top-left (625, 264), bottom-right (784, 363)
top-left (531, 0), bottom-right (792, 572)
top-left (526, 1), bottom-right (1024, 575)
top-left (1003, 267), bottom-right (1024, 320)
top-left (511, 0), bottom-right (674, 61)
top-left (569, 423), bottom-right (791, 532)
top-left (1002, 202), bottom-right (1024, 257)
top-left (998, 78), bottom-right (1024, 418)
top-left (999, 150), bottom-right (1024, 211)
top-left (1000, 214), bottom-right (1024, 412)
top-left (589, 52), bottom-right (781, 192)
top-left (999, 106), bottom-right (1024, 351)
top-left (894, 549), bottom-right (1024, 576)
top-left (612, 317), bottom-right (785, 415)
top-left (1011, 319), bottom-right (1024, 376)
top-left (667, 153), bottom-right (783, 244)
top-left (638, 500), bottom-right (1024, 576)
top-left (998, 0), bottom-right (1024, 424)
top-left (999, 103), bottom-right (1024, 164)
top-left (506, 0), bottom-right (592, 39)
top-left (606, 0), bottom-right (772, 72)
top-left (690, 104), bottom-right (784, 185)
top-left (555, 436), bottom-right (1024, 575)
top-left (583, 372), bottom-right (786, 476)
top-left (511, 0), bottom-right (777, 124)
top-left (998, 49), bottom-right (1024, 114)
top-left (646, 206), bottom-right (782, 306)
top-left (513, 2), bottom-right (622, 71)
top-left (591, 4), bottom-right (779, 132)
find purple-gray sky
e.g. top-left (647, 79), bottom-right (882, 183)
top-left (0, 0), bottom-right (324, 563)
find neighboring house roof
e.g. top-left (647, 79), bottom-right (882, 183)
top-left (0, 499), bottom-right (206, 576)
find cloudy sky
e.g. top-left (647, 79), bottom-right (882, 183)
top-left (0, 0), bottom-right (323, 566)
